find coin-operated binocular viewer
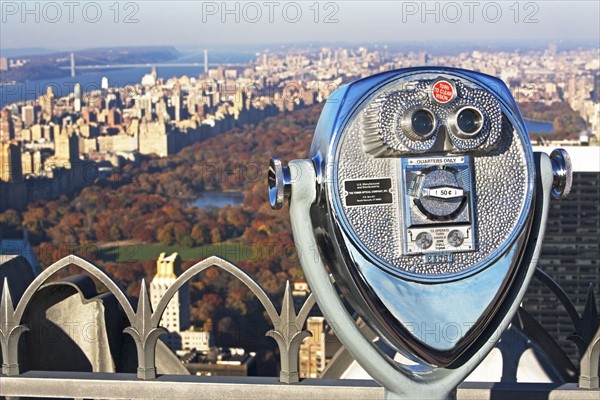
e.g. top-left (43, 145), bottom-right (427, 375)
top-left (268, 68), bottom-right (572, 400)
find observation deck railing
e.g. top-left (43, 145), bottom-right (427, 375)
top-left (0, 254), bottom-right (598, 399)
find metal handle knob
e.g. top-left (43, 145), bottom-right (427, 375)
top-left (268, 158), bottom-right (291, 209)
top-left (549, 148), bottom-right (573, 200)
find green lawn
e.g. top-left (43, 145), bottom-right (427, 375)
top-left (96, 242), bottom-right (254, 263)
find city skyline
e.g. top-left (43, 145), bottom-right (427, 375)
top-left (1, 1), bottom-right (599, 51)
top-left (2, 45), bottom-right (598, 208)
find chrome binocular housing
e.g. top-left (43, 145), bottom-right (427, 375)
top-left (269, 67), bottom-right (571, 398)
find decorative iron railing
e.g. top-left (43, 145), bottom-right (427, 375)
top-left (0, 254), bottom-right (315, 384)
top-left (0, 253), bottom-right (598, 398)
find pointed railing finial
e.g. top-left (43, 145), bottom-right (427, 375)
top-left (0, 278), bottom-right (29, 376)
top-left (124, 279), bottom-right (168, 380)
top-left (266, 280), bottom-right (316, 383)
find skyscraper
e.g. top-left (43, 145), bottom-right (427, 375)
top-left (0, 108), bottom-right (15, 141)
top-left (73, 83), bottom-right (82, 112)
top-left (106, 108), bottom-right (121, 126)
top-left (21, 150), bottom-right (42, 177)
top-left (40, 86), bottom-right (55, 120)
top-left (0, 142), bottom-right (22, 182)
top-left (591, 71), bottom-right (600, 103)
top-left (298, 316), bottom-right (342, 378)
top-left (150, 253), bottom-right (191, 350)
top-left (204, 49), bottom-right (208, 74)
top-left (53, 131), bottom-right (79, 164)
top-left (140, 94), bottom-right (153, 121)
top-left (171, 93), bottom-right (182, 121)
top-left (21, 105), bottom-right (35, 127)
top-left (169, 81), bottom-right (183, 121)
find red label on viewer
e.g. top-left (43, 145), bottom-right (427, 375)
top-left (432, 80), bottom-right (454, 103)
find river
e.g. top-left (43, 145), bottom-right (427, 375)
top-left (0, 51), bottom-right (255, 108)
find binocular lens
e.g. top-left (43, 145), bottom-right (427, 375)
top-left (411, 109), bottom-right (435, 137)
top-left (457, 108), bottom-right (483, 135)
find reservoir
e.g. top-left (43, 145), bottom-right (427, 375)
top-left (189, 192), bottom-right (244, 209)
top-left (524, 119), bottom-right (554, 134)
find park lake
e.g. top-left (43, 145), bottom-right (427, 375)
top-left (189, 192), bottom-right (244, 209)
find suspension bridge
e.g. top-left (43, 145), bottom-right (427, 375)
top-left (61, 51), bottom-right (247, 76)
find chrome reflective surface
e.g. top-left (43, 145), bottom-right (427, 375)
top-left (549, 148), bottom-right (573, 199)
top-left (448, 106), bottom-right (485, 138)
top-left (307, 67), bottom-right (537, 366)
top-left (286, 155), bottom-right (555, 395)
top-left (268, 158), bottom-right (293, 210)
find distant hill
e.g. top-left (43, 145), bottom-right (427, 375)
top-left (1, 48), bottom-right (59, 57)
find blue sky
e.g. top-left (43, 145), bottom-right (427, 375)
top-left (1, 1), bottom-right (599, 50)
